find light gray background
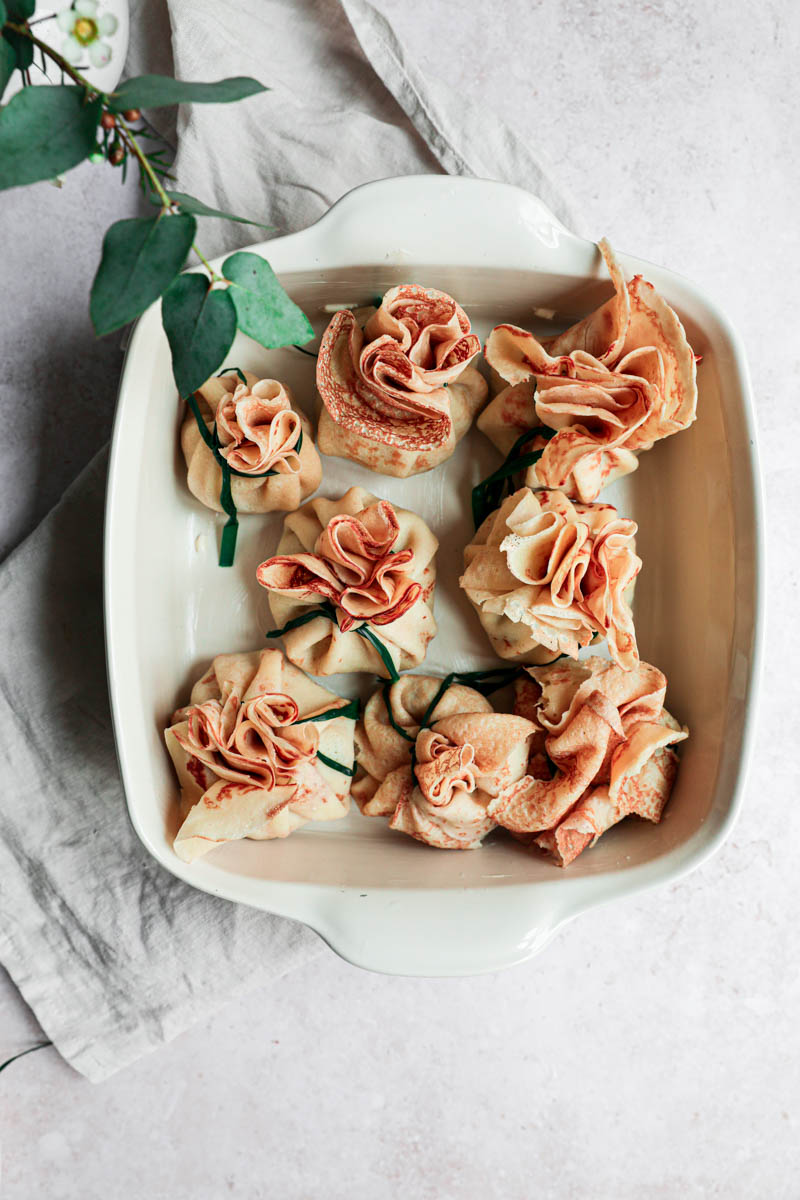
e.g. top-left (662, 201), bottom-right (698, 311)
top-left (1, 0), bottom-right (798, 1196)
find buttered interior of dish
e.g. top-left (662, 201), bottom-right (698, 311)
top-left (165, 247), bottom-right (696, 870)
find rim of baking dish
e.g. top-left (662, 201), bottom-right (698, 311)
top-left (104, 175), bottom-right (764, 976)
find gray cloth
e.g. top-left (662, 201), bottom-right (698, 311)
top-left (0, 0), bottom-right (573, 1080)
top-left (167, 0), bottom-right (578, 255)
top-left (0, 452), bottom-right (319, 1078)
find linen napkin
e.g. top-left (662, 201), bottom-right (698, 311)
top-left (0, 0), bottom-right (575, 1081)
top-left (167, 0), bottom-right (577, 257)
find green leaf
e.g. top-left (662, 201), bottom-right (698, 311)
top-left (0, 38), bottom-right (15, 100)
top-left (293, 698), bottom-right (360, 724)
top-left (222, 251), bottom-right (313, 349)
top-left (90, 213), bottom-right (196, 336)
top-left (4, 29), bottom-right (32, 70)
top-left (5, 0), bottom-right (34, 18)
top-left (0, 3), bottom-right (7, 27)
top-left (162, 274), bottom-right (237, 397)
top-left (108, 75), bottom-right (267, 113)
top-left (266, 602), bottom-right (339, 641)
top-left (0, 85), bottom-right (100, 191)
top-left (315, 751), bottom-right (357, 777)
top-left (471, 424), bottom-right (554, 529)
top-left (355, 625), bottom-right (399, 681)
top-left (165, 190), bottom-right (273, 230)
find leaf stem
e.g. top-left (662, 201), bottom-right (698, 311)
top-left (7, 21), bottom-right (223, 297)
top-left (7, 22), bottom-right (95, 91)
top-left (191, 242), bottom-right (218, 282)
top-left (115, 112), bottom-right (172, 210)
top-left (0, 1041), bottom-right (52, 1076)
top-left (7, 21), bottom-right (174, 218)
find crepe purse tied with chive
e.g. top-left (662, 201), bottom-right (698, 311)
top-left (257, 486), bottom-right (438, 678)
top-left (164, 649), bottom-right (356, 863)
top-left (460, 487), bottom-right (641, 668)
top-left (316, 285), bottom-right (488, 477)
top-left (181, 369), bottom-right (322, 514)
top-left (353, 675), bottom-right (536, 850)
top-left (487, 656), bottom-right (688, 867)
top-left (478, 239), bottom-right (697, 502)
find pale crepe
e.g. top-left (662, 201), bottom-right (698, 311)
top-left (353, 675), bottom-right (493, 813)
top-left (354, 676), bottom-right (535, 849)
top-left (460, 487), bottom-right (641, 668)
top-left (479, 240), bottom-right (697, 502)
top-left (487, 656), bottom-right (687, 866)
top-left (181, 369), bottom-right (322, 513)
top-left (257, 486), bottom-right (438, 677)
top-left (316, 285), bottom-right (488, 477)
top-left (165, 648), bottom-right (355, 862)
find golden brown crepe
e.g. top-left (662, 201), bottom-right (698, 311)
top-left (354, 676), bottom-right (535, 849)
top-left (460, 487), bottom-right (641, 669)
top-left (165, 649), bottom-right (355, 862)
top-left (316, 285), bottom-right (488, 477)
top-left (479, 240), bottom-right (697, 502)
top-left (487, 656), bottom-right (687, 866)
top-left (257, 486), bottom-right (438, 677)
top-left (181, 369), bottom-right (322, 513)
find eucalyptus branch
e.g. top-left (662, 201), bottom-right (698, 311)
top-left (6, 21), bottom-right (95, 92)
top-left (7, 19), bottom-right (176, 216)
top-left (0, 27), bottom-right (307, 446)
top-left (138, 110), bottom-right (176, 154)
top-left (115, 112), bottom-right (171, 209)
top-left (191, 242), bottom-right (220, 282)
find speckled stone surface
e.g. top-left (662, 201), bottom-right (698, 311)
top-left (1, 1), bottom-right (798, 1196)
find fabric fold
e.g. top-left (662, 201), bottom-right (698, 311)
top-left (0, 451), bottom-right (323, 1081)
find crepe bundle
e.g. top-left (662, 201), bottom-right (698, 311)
top-left (478, 240), bottom-right (697, 502)
top-left (316, 285), bottom-right (488, 477)
top-left (257, 486), bottom-right (438, 678)
top-left (182, 369), bottom-right (322, 513)
top-left (164, 649), bottom-right (356, 863)
top-left (488, 657), bottom-right (688, 867)
top-left (460, 487), bottom-right (641, 668)
top-left (353, 675), bottom-right (535, 849)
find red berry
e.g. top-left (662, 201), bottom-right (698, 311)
top-left (122, 108), bottom-right (141, 122)
top-left (100, 111), bottom-right (116, 130)
top-left (109, 144), bottom-right (125, 166)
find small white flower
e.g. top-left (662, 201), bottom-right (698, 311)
top-left (88, 39), bottom-right (112, 67)
top-left (57, 0), bottom-right (118, 67)
top-left (60, 34), bottom-right (83, 64)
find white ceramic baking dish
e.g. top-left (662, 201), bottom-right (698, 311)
top-left (105, 176), bottom-right (763, 975)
